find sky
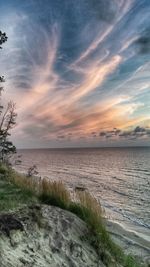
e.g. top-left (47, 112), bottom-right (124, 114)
top-left (0, 0), bottom-right (150, 148)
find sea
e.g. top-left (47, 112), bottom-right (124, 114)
top-left (14, 147), bottom-right (150, 242)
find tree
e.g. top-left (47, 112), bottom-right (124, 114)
top-left (0, 31), bottom-right (8, 98)
top-left (0, 31), bottom-right (8, 49)
top-left (0, 31), bottom-right (17, 164)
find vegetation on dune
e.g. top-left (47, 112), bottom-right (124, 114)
top-left (0, 165), bottom-right (37, 211)
top-left (39, 178), bottom-right (71, 209)
top-left (0, 30), bottom-right (17, 164)
top-left (0, 164), bottom-right (144, 267)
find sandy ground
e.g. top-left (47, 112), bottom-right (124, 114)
top-left (0, 205), bottom-right (104, 267)
top-left (0, 202), bottom-right (149, 266)
top-left (106, 220), bottom-right (150, 265)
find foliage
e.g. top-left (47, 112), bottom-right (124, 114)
top-left (27, 165), bottom-right (38, 177)
top-left (0, 165), bottom-right (37, 211)
top-left (0, 31), bottom-right (17, 164)
top-left (0, 31), bottom-right (8, 49)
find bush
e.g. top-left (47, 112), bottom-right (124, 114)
top-left (0, 163), bottom-right (8, 175)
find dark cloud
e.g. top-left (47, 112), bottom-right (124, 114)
top-left (134, 126), bottom-right (146, 133)
top-left (119, 126), bottom-right (150, 140)
top-left (57, 133), bottom-right (73, 141)
top-left (99, 126), bottom-right (150, 140)
top-left (135, 28), bottom-right (150, 54)
top-left (91, 132), bottom-right (97, 138)
top-left (99, 128), bottom-right (121, 138)
top-left (99, 131), bottom-right (106, 137)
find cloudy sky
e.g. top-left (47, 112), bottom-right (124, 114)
top-left (0, 0), bottom-right (150, 148)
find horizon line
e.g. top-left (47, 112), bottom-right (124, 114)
top-left (17, 145), bottom-right (150, 150)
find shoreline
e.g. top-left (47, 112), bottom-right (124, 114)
top-left (106, 219), bottom-right (150, 264)
top-left (104, 206), bottom-right (150, 242)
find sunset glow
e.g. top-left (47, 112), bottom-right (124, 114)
top-left (0, 0), bottom-right (150, 148)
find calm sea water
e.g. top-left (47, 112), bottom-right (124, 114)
top-left (14, 147), bottom-right (150, 241)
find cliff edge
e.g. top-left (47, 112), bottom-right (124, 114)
top-left (0, 205), bottom-right (106, 267)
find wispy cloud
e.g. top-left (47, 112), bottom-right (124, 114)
top-left (0, 0), bottom-right (150, 147)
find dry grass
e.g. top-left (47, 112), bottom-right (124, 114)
top-left (73, 191), bottom-right (107, 238)
top-left (39, 178), bottom-right (71, 208)
top-left (69, 191), bottom-right (113, 258)
top-left (76, 190), bottom-right (104, 225)
top-left (8, 169), bottom-right (38, 195)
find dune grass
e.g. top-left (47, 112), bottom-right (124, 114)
top-left (0, 164), bottom-right (144, 267)
top-left (39, 178), bottom-right (71, 209)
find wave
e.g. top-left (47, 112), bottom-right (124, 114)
top-left (104, 203), bottom-right (150, 229)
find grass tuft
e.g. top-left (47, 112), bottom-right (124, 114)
top-left (39, 178), bottom-right (71, 209)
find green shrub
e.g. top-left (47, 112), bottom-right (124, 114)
top-left (0, 164), bottom-right (8, 175)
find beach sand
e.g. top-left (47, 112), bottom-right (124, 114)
top-left (106, 220), bottom-right (150, 265)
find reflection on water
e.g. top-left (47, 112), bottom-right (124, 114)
top-left (14, 147), bottom-right (150, 239)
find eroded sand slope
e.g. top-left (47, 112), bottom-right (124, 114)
top-left (0, 205), bottom-right (105, 267)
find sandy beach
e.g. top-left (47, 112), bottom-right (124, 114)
top-left (106, 220), bottom-right (150, 265)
